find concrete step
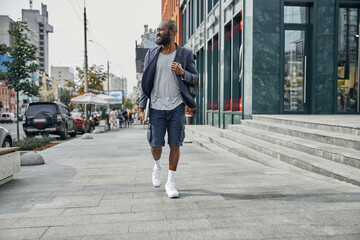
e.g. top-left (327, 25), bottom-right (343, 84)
top-left (218, 129), bottom-right (360, 186)
top-left (252, 115), bottom-right (360, 136)
top-left (186, 126), bottom-right (292, 169)
top-left (241, 120), bottom-right (360, 151)
top-left (228, 124), bottom-right (360, 169)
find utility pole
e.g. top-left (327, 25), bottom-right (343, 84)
top-left (107, 60), bottom-right (110, 95)
top-left (84, 2), bottom-right (89, 118)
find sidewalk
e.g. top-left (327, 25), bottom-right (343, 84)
top-left (0, 125), bottom-right (360, 239)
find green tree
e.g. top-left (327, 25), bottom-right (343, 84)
top-left (76, 64), bottom-right (107, 94)
top-left (59, 88), bottom-right (71, 106)
top-left (0, 21), bottom-right (39, 140)
top-left (124, 97), bottom-right (133, 110)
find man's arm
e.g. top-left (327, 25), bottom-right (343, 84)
top-left (139, 49), bottom-right (151, 121)
top-left (182, 52), bottom-right (199, 84)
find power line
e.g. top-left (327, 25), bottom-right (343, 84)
top-left (67, 0), bottom-right (83, 23)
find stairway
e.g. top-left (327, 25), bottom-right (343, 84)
top-left (186, 115), bottom-right (360, 187)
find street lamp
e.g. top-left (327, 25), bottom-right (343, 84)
top-left (89, 40), bottom-right (110, 95)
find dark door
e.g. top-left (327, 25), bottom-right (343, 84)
top-left (284, 25), bottom-right (312, 113)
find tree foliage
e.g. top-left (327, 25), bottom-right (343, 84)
top-left (76, 64), bottom-right (107, 94)
top-left (124, 98), bottom-right (133, 110)
top-left (0, 21), bottom-right (39, 96)
top-left (59, 88), bottom-right (71, 106)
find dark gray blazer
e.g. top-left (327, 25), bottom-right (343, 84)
top-left (139, 44), bottom-right (199, 109)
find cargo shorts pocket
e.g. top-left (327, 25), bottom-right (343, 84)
top-left (147, 124), bottom-right (152, 143)
top-left (179, 123), bottom-right (185, 143)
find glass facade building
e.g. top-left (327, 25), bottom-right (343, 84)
top-left (180, 0), bottom-right (360, 128)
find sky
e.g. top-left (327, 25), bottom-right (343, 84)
top-left (0, 0), bottom-right (161, 95)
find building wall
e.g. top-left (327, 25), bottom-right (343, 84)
top-left (0, 82), bottom-right (16, 113)
top-left (0, 16), bottom-right (13, 46)
top-left (39, 72), bottom-right (58, 101)
top-left (22, 4), bottom-right (53, 74)
top-left (251, 0), bottom-right (281, 114)
top-left (180, 0), bottom-right (357, 128)
top-left (315, 0), bottom-right (336, 114)
top-left (162, 0), bottom-right (182, 46)
top-left (51, 66), bottom-right (75, 94)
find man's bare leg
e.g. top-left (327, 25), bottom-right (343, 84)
top-left (151, 146), bottom-right (162, 161)
top-left (169, 145), bottom-right (180, 171)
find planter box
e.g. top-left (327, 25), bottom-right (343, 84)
top-left (0, 147), bottom-right (20, 186)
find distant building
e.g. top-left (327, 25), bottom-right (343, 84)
top-left (38, 72), bottom-right (58, 102)
top-left (135, 25), bottom-right (157, 74)
top-left (134, 25), bottom-right (157, 107)
top-left (0, 20), bottom-right (17, 114)
top-left (0, 16), bottom-right (14, 47)
top-left (161, 0), bottom-right (182, 46)
top-left (51, 66), bottom-right (75, 94)
top-left (22, 3), bottom-right (53, 74)
top-left (104, 73), bottom-right (127, 98)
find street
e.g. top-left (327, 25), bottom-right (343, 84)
top-left (0, 125), bottom-right (359, 239)
top-left (0, 122), bottom-right (25, 140)
top-left (0, 122), bottom-right (82, 142)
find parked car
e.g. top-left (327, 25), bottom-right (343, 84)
top-left (0, 126), bottom-right (12, 147)
top-left (70, 112), bottom-right (91, 133)
top-left (0, 113), bottom-right (16, 123)
top-left (23, 102), bottom-right (77, 140)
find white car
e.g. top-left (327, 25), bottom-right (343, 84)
top-left (0, 113), bottom-right (16, 123)
top-left (0, 126), bottom-right (12, 147)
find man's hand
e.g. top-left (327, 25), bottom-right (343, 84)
top-left (171, 62), bottom-right (184, 76)
top-left (139, 108), bottom-right (145, 122)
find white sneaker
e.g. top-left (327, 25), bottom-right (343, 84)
top-left (165, 182), bottom-right (179, 198)
top-left (152, 166), bottom-right (162, 188)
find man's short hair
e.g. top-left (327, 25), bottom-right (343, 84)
top-left (163, 20), bottom-right (177, 34)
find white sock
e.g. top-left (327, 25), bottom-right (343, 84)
top-left (154, 160), bottom-right (162, 169)
top-left (167, 170), bottom-right (176, 184)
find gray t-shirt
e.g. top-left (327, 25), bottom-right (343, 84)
top-left (150, 51), bottom-right (183, 110)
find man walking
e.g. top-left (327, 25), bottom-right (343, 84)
top-left (139, 20), bottom-right (199, 198)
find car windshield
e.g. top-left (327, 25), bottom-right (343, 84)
top-left (70, 112), bottom-right (82, 119)
top-left (26, 104), bottom-right (57, 115)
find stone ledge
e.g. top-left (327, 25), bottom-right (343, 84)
top-left (0, 149), bottom-right (20, 186)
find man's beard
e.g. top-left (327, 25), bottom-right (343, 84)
top-left (156, 32), bottom-right (171, 46)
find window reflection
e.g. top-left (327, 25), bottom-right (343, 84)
top-left (338, 8), bottom-right (359, 113)
top-left (284, 6), bottom-right (308, 24)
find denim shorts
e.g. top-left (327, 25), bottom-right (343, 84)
top-left (147, 103), bottom-right (185, 147)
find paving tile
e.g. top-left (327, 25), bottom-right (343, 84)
top-left (80, 232), bottom-right (170, 240)
top-left (0, 227), bottom-right (48, 240)
top-left (60, 205), bottom-right (132, 216)
top-left (90, 212), bottom-right (165, 223)
top-left (169, 227), bottom-right (265, 240)
top-left (41, 223), bottom-right (129, 238)
top-left (131, 202), bottom-right (200, 213)
top-left (128, 218), bottom-right (211, 233)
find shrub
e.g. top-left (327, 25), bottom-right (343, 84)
top-left (14, 136), bottom-right (55, 150)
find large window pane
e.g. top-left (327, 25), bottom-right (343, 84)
top-left (207, 40), bottom-right (212, 110)
top-left (213, 35), bottom-right (219, 110)
top-left (182, 12), bottom-right (186, 45)
top-left (338, 8), bottom-right (359, 113)
top-left (208, 0), bottom-right (213, 13)
top-left (284, 30), bottom-right (305, 112)
top-left (232, 13), bottom-right (242, 112)
top-left (224, 21), bottom-right (232, 111)
top-left (284, 6), bottom-right (308, 24)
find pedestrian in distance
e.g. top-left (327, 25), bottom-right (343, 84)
top-left (122, 109), bottom-right (129, 127)
top-left (139, 20), bottom-right (199, 198)
top-left (109, 108), bottom-right (118, 130)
